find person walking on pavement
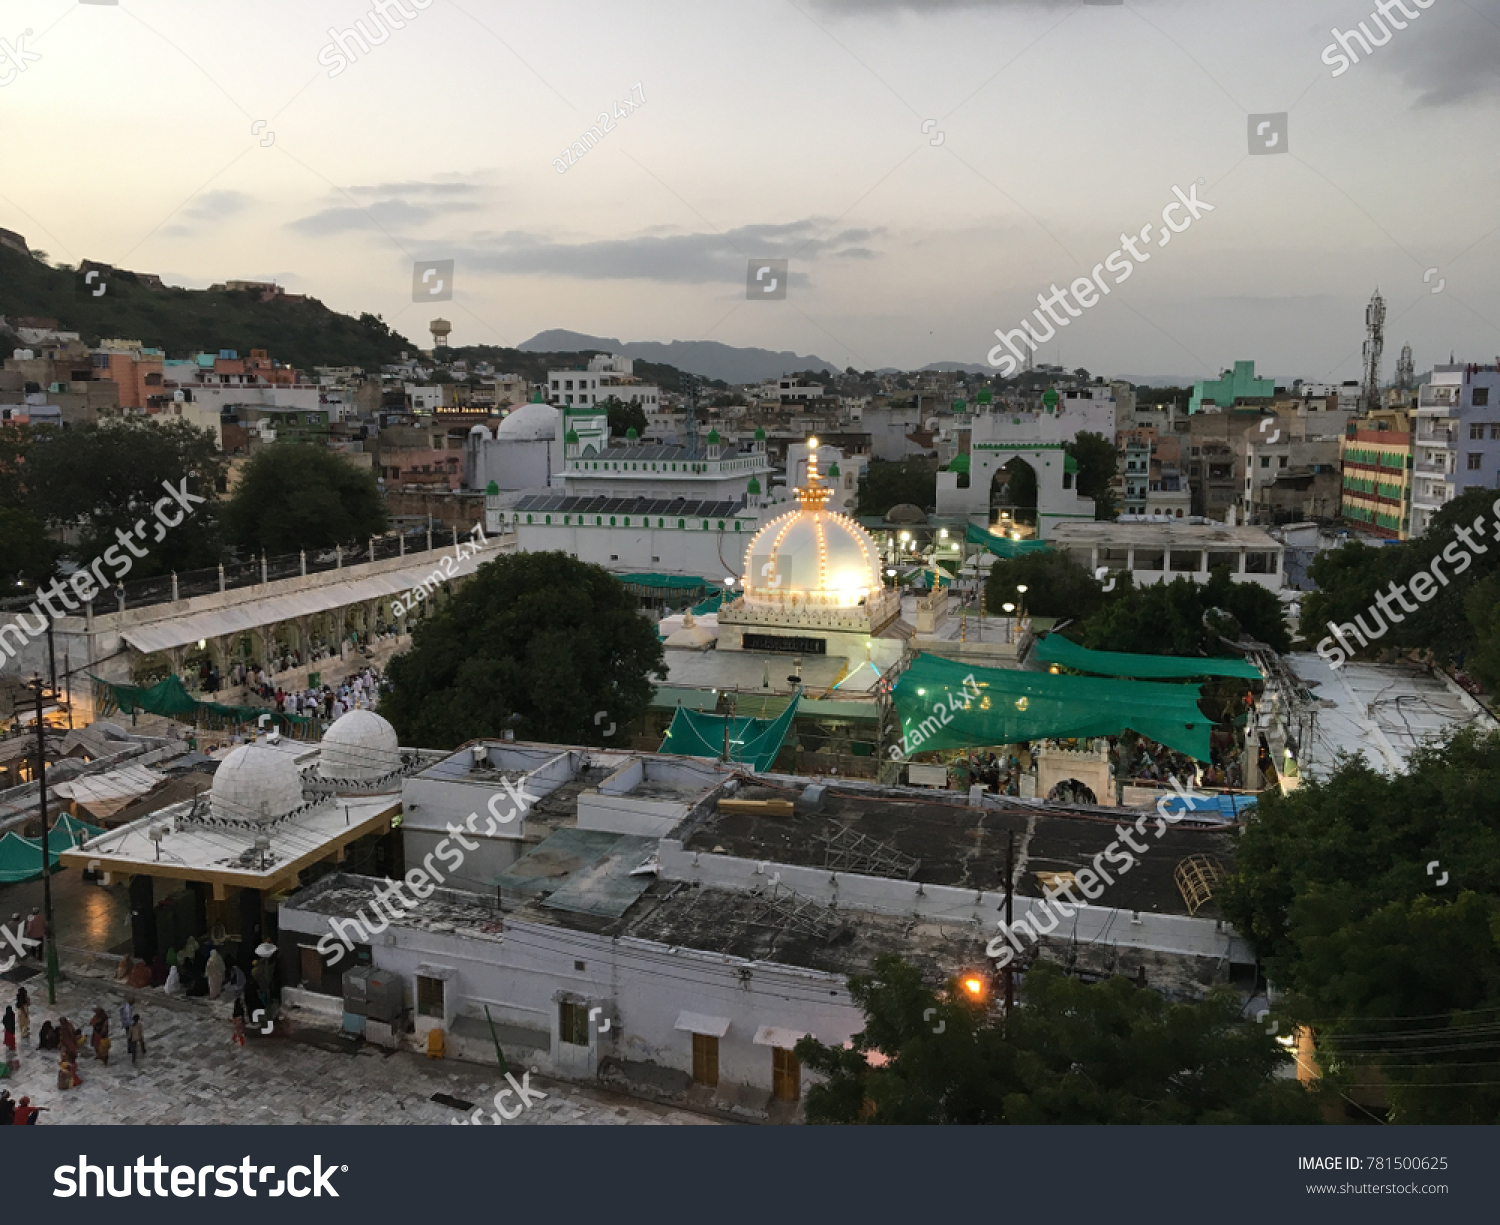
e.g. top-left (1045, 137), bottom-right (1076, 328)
top-left (2, 1005), bottom-right (15, 1058)
top-left (58, 1016), bottom-right (79, 1062)
top-left (24, 908), bottom-right (43, 962)
top-left (231, 997), bottom-right (246, 1047)
top-left (0, 1090), bottom-right (13, 1125)
top-left (89, 1007), bottom-right (109, 1060)
top-left (119, 998), bottom-right (135, 1035)
top-left (15, 987), bottom-right (29, 1046)
top-left (127, 1013), bottom-right (146, 1064)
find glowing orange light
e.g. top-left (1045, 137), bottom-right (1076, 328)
top-left (962, 976), bottom-right (984, 998)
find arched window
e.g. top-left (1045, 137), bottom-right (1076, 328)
top-left (545, 515), bottom-right (552, 524)
top-left (678, 519), bottom-right (685, 529)
top-left (610, 516), bottom-right (617, 526)
top-left (526, 514), bottom-right (533, 524)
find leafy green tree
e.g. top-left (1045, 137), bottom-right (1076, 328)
top-left (604, 397), bottom-right (648, 439)
top-left (0, 506), bottom-right (57, 590)
top-left (1301, 487), bottom-right (1500, 673)
top-left (380, 552), bottom-right (667, 749)
top-left (985, 548), bottom-right (1123, 620)
top-left (1220, 728), bottom-right (1500, 1123)
top-left (1076, 570), bottom-right (1290, 655)
top-left (855, 459), bottom-right (939, 517)
top-left (24, 417), bottom-right (226, 578)
top-left (797, 956), bottom-right (1319, 1124)
top-left (222, 443), bottom-right (388, 555)
top-left (1066, 431), bottom-right (1119, 520)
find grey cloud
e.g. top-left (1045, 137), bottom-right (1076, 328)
top-left (287, 196), bottom-right (480, 236)
top-left (347, 180), bottom-right (482, 197)
top-left (162, 190), bottom-right (252, 238)
top-left (1367, 0), bottom-right (1500, 106)
top-left (453, 221), bottom-right (882, 284)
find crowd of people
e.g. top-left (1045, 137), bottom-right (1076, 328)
top-left (947, 731), bottom-right (1250, 800)
top-left (0, 983), bottom-right (143, 1119)
top-left (268, 665), bottom-right (383, 722)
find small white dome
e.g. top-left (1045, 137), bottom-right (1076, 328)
top-left (742, 504), bottom-right (881, 610)
top-left (320, 710), bottom-right (400, 782)
top-left (495, 399), bottom-right (559, 440)
top-left (468, 423), bottom-right (493, 439)
top-left (212, 744), bottom-right (305, 824)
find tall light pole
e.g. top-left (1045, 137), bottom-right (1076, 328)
top-left (27, 675), bottom-right (59, 1004)
top-left (1016, 584), bottom-right (1028, 624)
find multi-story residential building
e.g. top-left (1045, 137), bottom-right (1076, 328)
top-left (548, 354), bottom-right (662, 413)
top-left (1340, 407), bottom-right (1414, 539)
top-left (92, 341), bottom-right (165, 410)
top-left (1411, 363), bottom-right (1500, 537)
top-left (1188, 360), bottom-right (1276, 415)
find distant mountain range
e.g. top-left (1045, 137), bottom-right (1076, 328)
top-left (518, 330), bottom-right (842, 385)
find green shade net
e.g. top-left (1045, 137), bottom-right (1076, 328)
top-left (0, 831), bottom-right (63, 883)
top-left (659, 694), bottom-right (802, 773)
top-left (894, 653), bottom-right (1214, 762)
top-left (965, 524), bottom-right (1050, 559)
top-left (91, 674), bottom-right (314, 726)
top-left (690, 589), bottom-right (725, 615)
top-left (53, 813), bottom-right (106, 847)
top-left (1034, 634), bottom-right (1262, 681)
top-left (618, 573), bottom-right (712, 590)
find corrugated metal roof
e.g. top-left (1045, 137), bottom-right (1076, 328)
top-left (513, 494), bottom-right (748, 518)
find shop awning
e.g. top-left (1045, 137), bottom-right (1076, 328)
top-left (675, 1012), bottom-right (732, 1038)
top-left (965, 524), bottom-right (1050, 559)
top-left (1035, 634), bottom-right (1262, 681)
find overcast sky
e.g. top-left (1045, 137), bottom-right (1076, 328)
top-left (4, 0), bottom-right (1499, 380)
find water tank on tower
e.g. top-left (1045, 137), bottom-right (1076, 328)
top-left (430, 318), bottom-right (452, 348)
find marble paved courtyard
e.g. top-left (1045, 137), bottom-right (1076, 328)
top-left (0, 972), bottom-right (719, 1127)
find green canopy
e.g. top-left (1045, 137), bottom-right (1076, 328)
top-left (53, 813), bottom-right (106, 847)
top-left (92, 674), bottom-right (313, 726)
top-left (0, 831), bottom-right (63, 884)
top-left (965, 524), bottom-right (1050, 559)
top-left (690, 589), bottom-right (725, 616)
top-left (659, 694), bottom-right (802, 773)
top-left (618, 573), bottom-right (712, 590)
top-left (894, 653), bottom-right (1214, 762)
top-left (1034, 634), bottom-right (1262, 681)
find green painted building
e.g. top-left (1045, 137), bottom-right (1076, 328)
top-left (1189, 360), bottom-right (1276, 415)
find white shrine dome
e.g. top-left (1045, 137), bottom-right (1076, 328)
top-left (741, 460), bottom-right (882, 611)
top-left (319, 709), bottom-right (401, 782)
top-left (211, 744), bottom-right (305, 823)
top-left (495, 398), bottom-right (559, 441)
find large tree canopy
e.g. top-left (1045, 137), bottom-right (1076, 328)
top-left (379, 552), bottom-right (667, 749)
top-left (985, 547), bottom-right (1126, 620)
top-left (856, 459), bottom-right (938, 518)
top-left (24, 417), bottom-right (226, 579)
top-left (222, 442), bottom-right (389, 555)
top-left (1300, 487), bottom-right (1500, 686)
top-left (1220, 728), bottom-right (1500, 1124)
top-left (1074, 569), bottom-right (1291, 655)
top-left (1067, 430), bottom-right (1119, 520)
top-left (796, 956), bottom-right (1319, 1124)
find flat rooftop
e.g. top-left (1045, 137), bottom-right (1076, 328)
top-left (680, 782), bottom-right (1237, 919)
top-left (1051, 522), bottom-right (1281, 549)
top-left (1285, 654), bottom-right (1497, 780)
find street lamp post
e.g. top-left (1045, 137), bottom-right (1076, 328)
top-left (1016, 584), bottom-right (1028, 625)
top-left (27, 675), bottom-right (59, 1004)
top-left (1002, 602), bottom-right (1016, 644)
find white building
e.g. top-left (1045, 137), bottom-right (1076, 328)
top-left (1050, 521), bottom-right (1285, 591)
top-left (464, 397), bottom-right (561, 493)
top-left (548, 354), bottom-right (662, 414)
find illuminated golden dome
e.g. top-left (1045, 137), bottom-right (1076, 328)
top-left (742, 446), bottom-right (881, 610)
